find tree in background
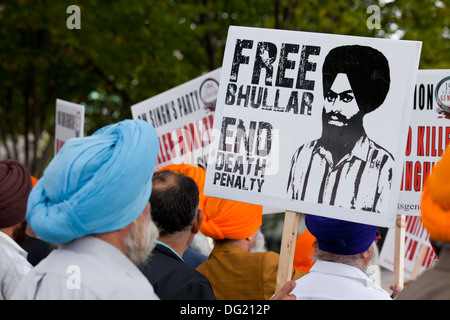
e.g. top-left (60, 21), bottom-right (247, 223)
top-left (0, 0), bottom-right (448, 176)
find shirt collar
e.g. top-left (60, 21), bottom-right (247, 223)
top-left (310, 260), bottom-right (380, 289)
top-left (156, 240), bottom-right (184, 261)
top-left (351, 134), bottom-right (371, 161)
top-left (0, 231), bottom-right (28, 259)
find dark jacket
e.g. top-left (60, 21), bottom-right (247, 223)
top-left (141, 243), bottom-right (215, 300)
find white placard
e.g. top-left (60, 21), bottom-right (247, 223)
top-left (55, 99), bottom-right (85, 154)
top-left (131, 68), bottom-right (221, 169)
top-left (204, 26), bottom-right (422, 228)
top-left (397, 69), bottom-right (450, 215)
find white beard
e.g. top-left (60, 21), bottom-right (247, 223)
top-left (124, 218), bottom-right (159, 266)
top-left (250, 229), bottom-right (267, 252)
top-left (365, 243), bottom-right (381, 286)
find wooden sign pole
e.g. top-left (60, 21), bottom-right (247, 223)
top-left (410, 243), bottom-right (428, 281)
top-left (275, 210), bottom-right (301, 293)
top-left (393, 215), bottom-right (406, 289)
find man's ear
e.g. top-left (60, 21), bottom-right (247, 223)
top-left (192, 209), bottom-right (203, 234)
top-left (360, 244), bottom-right (373, 265)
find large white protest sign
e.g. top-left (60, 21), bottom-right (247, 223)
top-left (204, 26), bottom-right (422, 228)
top-left (55, 99), bottom-right (85, 154)
top-left (131, 68), bottom-right (220, 169)
top-left (397, 69), bottom-right (450, 215)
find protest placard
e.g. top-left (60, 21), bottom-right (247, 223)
top-left (204, 26), bottom-right (422, 229)
top-left (131, 68), bottom-right (221, 169)
top-left (381, 69), bottom-right (449, 281)
top-left (397, 69), bottom-right (450, 215)
top-left (55, 99), bottom-right (85, 154)
top-left (203, 26), bottom-right (421, 291)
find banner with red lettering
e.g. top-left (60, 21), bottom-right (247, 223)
top-left (380, 215), bottom-right (438, 279)
top-left (398, 69), bottom-right (450, 215)
top-left (131, 68), bottom-right (220, 169)
top-left (380, 70), bottom-right (449, 280)
top-left (55, 99), bottom-right (85, 154)
top-left (204, 26), bottom-right (422, 228)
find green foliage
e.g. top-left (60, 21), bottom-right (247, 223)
top-left (0, 0), bottom-right (448, 175)
top-left (380, 0), bottom-right (450, 69)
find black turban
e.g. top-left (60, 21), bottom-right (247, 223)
top-left (322, 45), bottom-right (391, 114)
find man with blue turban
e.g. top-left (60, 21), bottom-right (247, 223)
top-left (291, 214), bottom-right (391, 300)
top-left (12, 120), bottom-right (160, 300)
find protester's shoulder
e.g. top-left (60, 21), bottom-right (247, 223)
top-left (150, 249), bottom-right (210, 283)
top-left (253, 250), bottom-right (281, 267)
top-left (0, 242), bottom-right (31, 276)
top-left (33, 245), bottom-right (135, 283)
top-left (0, 240), bottom-right (22, 262)
top-left (165, 255), bottom-right (208, 279)
top-left (182, 267), bottom-right (213, 289)
top-left (178, 260), bottom-right (212, 285)
top-left (261, 250), bottom-right (280, 259)
top-left (397, 267), bottom-right (450, 300)
top-left (172, 272), bottom-right (215, 300)
top-left (0, 244), bottom-right (14, 270)
top-left (361, 287), bottom-right (392, 300)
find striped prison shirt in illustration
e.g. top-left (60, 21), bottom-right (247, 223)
top-left (286, 134), bottom-right (394, 213)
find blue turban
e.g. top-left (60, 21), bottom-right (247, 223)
top-left (305, 215), bottom-right (378, 255)
top-left (27, 119), bottom-right (159, 243)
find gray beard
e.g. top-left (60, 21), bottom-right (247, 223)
top-left (124, 218), bottom-right (159, 267)
top-left (250, 229), bottom-right (267, 253)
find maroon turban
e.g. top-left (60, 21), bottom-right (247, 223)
top-left (0, 160), bottom-right (32, 228)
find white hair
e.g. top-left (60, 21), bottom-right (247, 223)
top-left (190, 231), bottom-right (214, 256)
top-left (250, 228), bottom-right (267, 252)
top-left (315, 241), bottom-right (378, 276)
top-left (124, 217), bottom-right (159, 267)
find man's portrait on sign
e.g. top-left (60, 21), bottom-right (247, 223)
top-left (204, 26), bottom-right (421, 228)
top-left (286, 45), bottom-right (394, 213)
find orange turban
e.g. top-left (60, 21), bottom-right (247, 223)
top-left (31, 176), bottom-right (39, 188)
top-left (201, 197), bottom-right (263, 240)
top-left (293, 229), bottom-right (316, 272)
top-left (421, 146), bottom-right (450, 243)
top-left (158, 164), bottom-right (208, 212)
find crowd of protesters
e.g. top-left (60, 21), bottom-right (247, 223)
top-left (1, 119), bottom-right (449, 300)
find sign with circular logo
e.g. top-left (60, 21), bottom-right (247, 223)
top-left (435, 76), bottom-right (450, 113)
top-left (199, 78), bottom-right (219, 112)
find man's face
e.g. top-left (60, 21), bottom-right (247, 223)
top-left (323, 73), bottom-right (362, 128)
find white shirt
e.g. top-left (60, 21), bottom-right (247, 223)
top-left (292, 260), bottom-right (392, 300)
top-left (11, 236), bottom-right (159, 300)
top-left (0, 231), bottom-right (32, 300)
